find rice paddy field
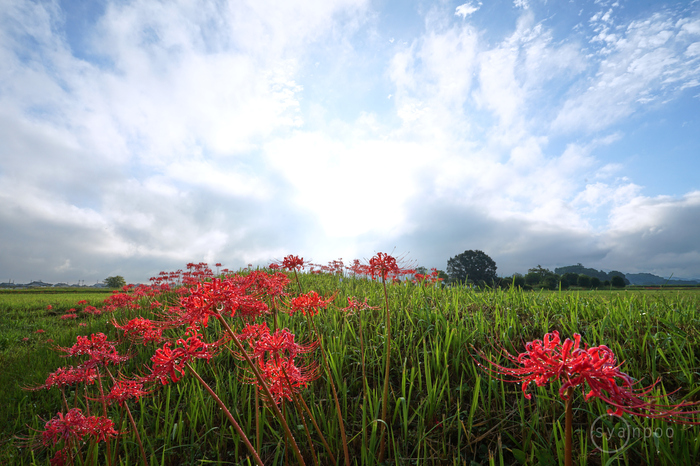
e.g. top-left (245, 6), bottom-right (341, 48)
top-left (0, 268), bottom-right (699, 466)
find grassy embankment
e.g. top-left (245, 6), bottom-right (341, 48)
top-left (0, 278), bottom-right (698, 465)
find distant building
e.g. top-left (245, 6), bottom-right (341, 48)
top-left (27, 281), bottom-right (52, 287)
top-left (53, 283), bottom-right (69, 287)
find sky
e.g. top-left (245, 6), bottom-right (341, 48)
top-left (1, 0), bottom-right (700, 285)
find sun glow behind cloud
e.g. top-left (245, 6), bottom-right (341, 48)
top-left (1, 0), bottom-right (699, 283)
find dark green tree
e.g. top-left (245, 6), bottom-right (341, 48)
top-left (610, 271), bottom-right (630, 286)
top-left (104, 276), bottom-right (126, 289)
top-left (577, 274), bottom-right (591, 288)
top-left (562, 272), bottom-right (580, 287)
top-left (524, 265), bottom-right (553, 286)
top-left (525, 272), bottom-right (541, 285)
top-left (542, 275), bottom-right (560, 290)
top-left (511, 273), bottom-right (526, 289)
top-left (446, 250), bottom-right (497, 285)
top-left (590, 277), bottom-right (602, 288)
top-left (559, 276), bottom-right (570, 289)
top-left (611, 275), bottom-right (626, 288)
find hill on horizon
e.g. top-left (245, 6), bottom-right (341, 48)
top-left (553, 264), bottom-right (699, 286)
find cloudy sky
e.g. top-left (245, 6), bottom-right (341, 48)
top-left (1, 0), bottom-right (699, 284)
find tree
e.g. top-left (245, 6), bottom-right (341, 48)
top-left (525, 272), bottom-right (541, 285)
top-left (523, 265), bottom-right (553, 286)
top-left (611, 275), bottom-right (626, 288)
top-left (590, 277), bottom-right (602, 289)
top-left (510, 273), bottom-right (526, 289)
top-left (104, 276), bottom-right (126, 289)
top-left (446, 250), bottom-right (497, 285)
top-left (562, 272), bottom-right (580, 287)
top-left (610, 271), bottom-right (630, 286)
top-left (577, 274), bottom-right (591, 288)
top-left (542, 275), bottom-right (560, 290)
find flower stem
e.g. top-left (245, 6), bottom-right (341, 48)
top-left (215, 313), bottom-right (307, 466)
top-left (184, 362), bottom-right (264, 466)
top-left (378, 277), bottom-right (392, 463)
top-left (565, 386), bottom-right (573, 466)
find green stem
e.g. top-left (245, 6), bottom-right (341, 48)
top-left (184, 362), bottom-right (264, 466)
top-left (215, 313), bottom-right (307, 466)
top-left (378, 277), bottom-right (392, 463)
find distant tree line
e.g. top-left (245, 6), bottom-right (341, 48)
top-left (442, 251), bottom-right (629, 290)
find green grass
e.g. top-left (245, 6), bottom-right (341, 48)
top-left (1, 277), bottom-right (699, 465)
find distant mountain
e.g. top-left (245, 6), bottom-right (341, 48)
top-left (624, 273), bottom-right (699, 286)
top-left (553, 264), bottom-right (699, 286)
top-left (554, 264), bottom-right (630, 285)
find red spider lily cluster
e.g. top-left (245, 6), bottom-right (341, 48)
top-left (479, 330), bottom-right (700, 422)
top-left (340, 296), bottom-right (379, 315)
top-left (289, 290), bottom-right (335, 316)
top-left (107, 380), bottom-right (150, 407)
top-left (39, 408), bottom-right (119, 465)
top-left (146, 332), bottom-right (219, 385)
top-left (58, 333), bottom-right (130, 369)
top-left (413, 268), bottom-right (444, 286)
top-left (34, 366), bottom-right (98, 390)
top-left (27, 255), bottom-right (409, 464)
top-left (236, 323), bottom-right (319, 404)
top-left (112, 317), bottom-right (163, 345)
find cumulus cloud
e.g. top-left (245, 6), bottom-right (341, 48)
top-left (1, 0), bottom-right (699, 284)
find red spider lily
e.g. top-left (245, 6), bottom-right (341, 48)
top-left (47, 305), bottom-right (53, 310)
top-left (238, 270), bottom-right (290, 299)
top-left (58, 333), bottom-right (129, 368)
top-left (478, 330), bottom-right (700, 421)
top-left (255, 328), bottom-right (317, 361)
top-left (281, 254), bottom-right (306, 271)
top-left (40, 408), bottom-right (119, 447)
top-left (30, 366), bottom-right (98, 390)
top-left (102, 292), bottom-right (139, 312)
top-left (177, 277), bottom-right (267, 328)
top-left (289, 290), bottom-right (335, 316)
top-left (112, 317), bottom-right (163, 345)
top-left (234, 323), bottom-right (318, 359)
top-left (340, 296), bottom-right (379, 315)
top-left (82, 306), bottom-right (101, 315)
top-left (60, 314), bottom-right (77, 320)
top-left (413, 268), bottom-right (444, 286)
top-left (77, 300), bottom-right (88, 305)
top-left (368, 252), bottom-right (415, 282)
top-left (234, 323), bottom-right (319, 404)
top-left (235, 323), bottom-right (272, 351)
top-left (256, 357), bottom-right (319, 405)
top-left (147, 332), bottom-right (218, 384)
top-left (347, 259), bottom-right (367, 276)
top-left (106, 380), bottom-right (150, 406)
top-left (369, 252), bottom-right (398, 281)
top-left (36, 329), bottom-right (46, 334)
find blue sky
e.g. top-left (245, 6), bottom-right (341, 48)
top-left (1, 0), bottom-right (699, 284)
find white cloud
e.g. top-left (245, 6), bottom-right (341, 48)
top-left (455, 2), bottom-right (481, 19)
top-left (554, 10), bottom-right (700, 133)
top-left (1, 0), bottom-right (699, 283)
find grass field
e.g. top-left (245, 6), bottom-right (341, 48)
top-left (1, 272), bottom-right (699, 465)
